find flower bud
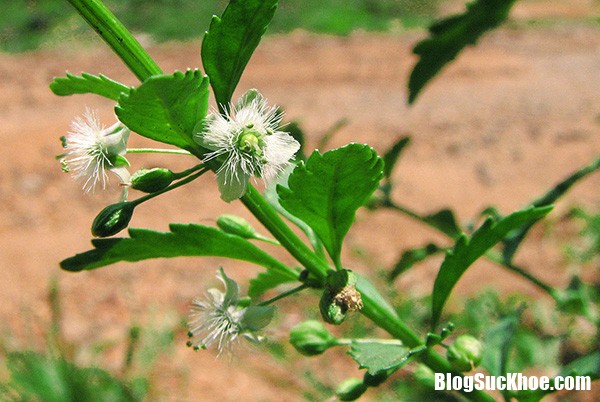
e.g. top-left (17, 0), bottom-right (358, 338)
top-left (91, 202), bottom-right (135, 237)
top-left (447, 334), bottom-right (483, 372)
top-left (289, 320), bottom-right (337, 356)
top-left (320, 270), bottom-right (363, 325)
top-left (216, 214), bottom-right (257, 239)
top-left (130, 168), bottom-right (174, 193)
top-left (336, 378), bottom-right (367, 401)
top-left (363, 371), bottom-right (388, 387)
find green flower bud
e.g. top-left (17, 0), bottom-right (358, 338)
top-left (319, 270), bottom-right (363, 325)
top-left (216, 214), bottom-right (257, 239)
top-left (447, 334), bottom-right (483, 372)
top-left (336, 378), bottom-right (367, 401)
top-left (91, 202), bottom-right (135, 237)
top-left (363, 371), bottom-right (388, 387)
top-left (131, 168), bottom-right (175, 193)
top-left (289, 320), bottom-right (337, 356)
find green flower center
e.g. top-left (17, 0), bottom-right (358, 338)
top-left (237, 125), bottom-right (266, 157)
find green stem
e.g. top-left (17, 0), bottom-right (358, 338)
top-left (241, 185), bottom-right (329, 280)
top-left (336, 338), bottom-right (404, 346)
top-left (66, 0), bottom-right (162, 81)
top-left (258, 284), bottom-right (307, 306)
top-left (127, 148), bottom-right (192, 156)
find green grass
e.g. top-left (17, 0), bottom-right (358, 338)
top-left (0, 0), bottom-right (439, 52)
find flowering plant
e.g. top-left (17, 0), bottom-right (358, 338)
top-left (51, 0), bottom-right (599, 400)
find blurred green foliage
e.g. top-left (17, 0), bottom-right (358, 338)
top-left (0, 0), bottom-right (439, 52)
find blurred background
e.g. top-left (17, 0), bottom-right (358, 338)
top-left (0, 0), bottom-right (599, 400)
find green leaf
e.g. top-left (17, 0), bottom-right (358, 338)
top-left (423, 208), bottom-right (462, 239)
top-left (431, 206), bottom-right (552, 327)
top-left (60, 224), bottom-right (298, 283)
top-left (50, 72), bottom-right (130, 101)
top-left (249, 269), bottom-right (298, 298)
top-left (389, 243), bottom-right (443, 281)
top-left (202, 0), bottom-right (278, 107)
top-left (348, 342), bottom-right (411, 375)
top-left (481, 311), bottom-right (520, 377)
top-left (408, 0), bottom-right (517, 104)
top-left (502, 156), bottom-right (600, 264)
top-left (115, 70), bottom-right (208, 153)
top-left (383, 136), bottom-right (410, 179)
top-left (278, 144), bottom-right (384, 265)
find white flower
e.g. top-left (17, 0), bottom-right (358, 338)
top-left (62, 109), bottom-right (130, 193)
top-left (187, 268), bottom-right (275, 355)
top-left (195, 90), bottom-right (300, 202)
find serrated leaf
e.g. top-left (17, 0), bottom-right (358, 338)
top-left (383, 136), bottom-right (410, 179)
top-left (348, 342), bottom-right (411, 375)
top-left (431, 206), bottom-right (552, 327)
top-left (202, 0), bottom-right (278, 107)
top-left (408, 0), bottom-right (517, 103)
top-left (60, 224), bottom-right (297, 283)
top-left (115, 70), bottom-right (208, 153)
top-left (278, 144), bottom-right (384, 264)
top-left (50, 72), bottom-right (130, 101)
top-left (423, 208), bottom-right (462, 239)
top-left (389, 243), bottom-right (442, 280)
top-left (249, 269), bottom-right (298, 298)
top-left (502, 156), bottom-right (600, 264)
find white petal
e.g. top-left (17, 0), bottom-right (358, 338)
top-left (217, 168), bottom-right (250, 202)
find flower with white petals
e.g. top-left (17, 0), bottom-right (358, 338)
top-left (195, 90), bottom-right (300, 202)
top-left (187, 268), bottom-right (274, 355)
top-left (61, 109), bottom-right (130, 193)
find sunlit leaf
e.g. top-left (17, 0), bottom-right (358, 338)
top-left (115, 70), bottom-right (208, 153)
top-left (50, 72), bottom-right (130, 101)
top-left (60, 224), bottom-right (297, 283)
top-left (278, 144), bottom-right (384, 264)
top-left (348, 342), bottom-right (411, 375)
top-left (431, 206), bottom-right (552, 327)
top-left (408, 0), bottom-right (517, 103)
top-left (202, 0), bottom-right (278, 106)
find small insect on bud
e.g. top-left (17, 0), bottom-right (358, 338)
top-left (91, 202), bottom-right (135, 237)
top-left (320, 270), bottom-right (363, 325)
top-left (216, 214), bottom-right (257, 239)
top-left (336, 378), bottom-right (367, 401)
top-left (130, 168), bottom-right (175, 193)
top-left (289, 320), bottom-right (338, 356)
top-left (447, 334), bottom-right (483, 372)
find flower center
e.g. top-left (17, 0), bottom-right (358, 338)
top-left (236, 125), bottom-right (266, 157)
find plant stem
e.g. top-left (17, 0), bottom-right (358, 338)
top-left (127, 148), bottom-right (193, 156)
top-left (241, 185), bottom-right (330, 280)
top-left (66, 0), bottom-right (162, 81)
top-left (258, 284), bottom-right (307, 306)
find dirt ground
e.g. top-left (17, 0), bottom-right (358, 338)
top-left (1, 1), bottom-right (599, 401)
